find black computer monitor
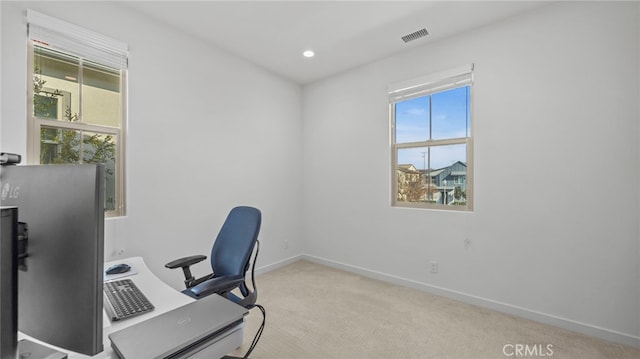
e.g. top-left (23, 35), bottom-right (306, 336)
top-left (0, 207), bottom-right (18, 359)
top-left (0, 164), bottom-right (105, 356)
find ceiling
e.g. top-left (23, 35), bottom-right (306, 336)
top-left (123, 1), bottom-right (549, 84)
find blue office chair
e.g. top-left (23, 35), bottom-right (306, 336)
top-left (165, 206), bottom-right (261, 308)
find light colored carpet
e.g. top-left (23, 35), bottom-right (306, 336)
top-left (232, 260), bottom-right (639, 359)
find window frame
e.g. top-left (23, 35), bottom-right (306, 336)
top-left (26, 41), bottom-right (128, 217)
top-left (389, 66), bottom-right (474, 211)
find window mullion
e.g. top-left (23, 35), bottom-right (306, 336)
top-left (427, 147), bottom-right (431, 201)
top-left (36, 119), bottom-right (118, 135)
top-left (78, 57), bottom-right (84, 123)
top-left (396, 138), bottom-right (467, 149)
top-left (428, 95), bottom-right (432, 141)
top-left (27, 41), bottom-right (38, 165)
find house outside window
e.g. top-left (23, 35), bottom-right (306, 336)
top-left (389, 65), bottom-right (473, 210)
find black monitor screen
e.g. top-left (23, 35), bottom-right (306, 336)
top-left (0, 164), bottom-right (104, 356)
top-left (0, 207), bottom-right (18, 359)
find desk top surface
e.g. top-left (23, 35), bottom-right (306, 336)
top-left (102, 257), bottom-right (195, 335)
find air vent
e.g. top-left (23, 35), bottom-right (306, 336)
top-left (401, 28), bottom-right (429, 43)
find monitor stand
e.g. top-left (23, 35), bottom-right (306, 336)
top-left (18, 339), bottom-right (67, 359)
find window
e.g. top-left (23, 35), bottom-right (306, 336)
top-left (389, 65), bottom-right (473, 210)
top-left (27, 10), bottom-right (128, 216)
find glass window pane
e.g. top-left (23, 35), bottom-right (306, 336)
top-left (82, 132), bottom-right (117, 211)
top-left (395, 96), bottom-right (429, 143)
top-left (34, 94), bottom-right (58, 119)
top-left (430, 143), bottom-right (466, 169)
top-left (40, 127), bottom-right (81, 164)
top-left (39, 128), bottom-right (117, 211)
top-left (431, 144), bottom-right (467, 206)
top-left (431, 86), bottom-right (470, 140)
top-left (33, 47), bottom-right (80, 122)
top-left (398, 147), bottom-right (428, 171)
top-left (83, 62), bottom-right (121, 128)
top-left (396, 145), bottom-right (467, 205)
top-left (396, 147), bottom-right (436, 203)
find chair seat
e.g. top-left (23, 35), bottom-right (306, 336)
top-left (181, 287), bottom-right (244, 305)
top-left (181, 288), bottom-right (199, 300)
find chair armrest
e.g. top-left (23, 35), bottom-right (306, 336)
top-left (165, 255), bottom-right (208, 289)
top-left (188, 275), bottom-right (245, 298)
top-left (165, 255), bottom-right (207, 269)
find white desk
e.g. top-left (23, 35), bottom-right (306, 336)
top-left (19, 257), bottom-right (244, 359)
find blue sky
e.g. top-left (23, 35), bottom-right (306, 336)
top-left (395, 86), bottom-right (470, 170)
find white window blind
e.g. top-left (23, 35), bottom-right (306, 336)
top-left (27, 9), bottom-right (128, 69)
top-left (388, 64), bottom-right (474, 103)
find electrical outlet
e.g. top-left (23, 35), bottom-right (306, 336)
top-left (464, 237), bottom-right (471, 249)
top-left (283, 240), bottom-right (289, 250)
top-left (430, 261), bottom-right (438, 274)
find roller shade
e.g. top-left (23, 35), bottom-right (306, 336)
top-left (27, 9), bottom-right (128, 69)
top-left (389, 64), bottom-right (473, 103)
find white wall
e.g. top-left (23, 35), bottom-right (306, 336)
top-left (302, 1), bottom-right (640, 346)
top-left (0, 1), bottom-right (304, 289)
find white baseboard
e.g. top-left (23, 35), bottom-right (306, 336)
top-left (298, 254), bottom-right (640, 349)
top-left (255, 254), bottom-right (303, 276)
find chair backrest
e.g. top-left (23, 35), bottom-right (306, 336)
top-left (210, 206), bottom-right (261, 278)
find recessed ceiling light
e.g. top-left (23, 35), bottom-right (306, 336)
top-left (303, 50), bottom-right (315, 58)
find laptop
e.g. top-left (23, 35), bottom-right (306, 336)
top-left (109, 294), bottom-right (248, 359)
